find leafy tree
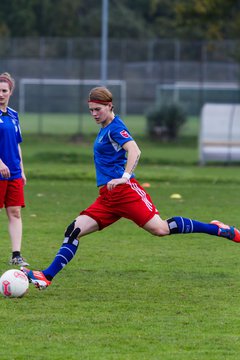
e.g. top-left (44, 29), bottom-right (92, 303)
top-left (174, 0), bottom-right (240, 40)
top-left (0, 0), bottom-right (239, 40)
top-left (0, 0), bottom-right (37, 36)
top-left (109, 0), bottom-right (152, 38)
top-left (33, 0), bottom-right (85, 37)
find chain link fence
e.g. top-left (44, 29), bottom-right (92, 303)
top-left (1, 37), bottom-right (239, 121)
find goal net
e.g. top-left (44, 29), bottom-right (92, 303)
top-left (19, 78), bottom-right (127, 116)
top-left (156, 81), bottom-right (240, 115)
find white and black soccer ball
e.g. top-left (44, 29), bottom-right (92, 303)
top-left (0, 269), bottom-right (29, 298)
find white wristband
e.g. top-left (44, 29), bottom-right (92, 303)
top-left (122, 172), bottom-right (131, 180)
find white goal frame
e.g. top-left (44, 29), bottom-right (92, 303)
top-left (19, 78), bottom-right (127, 115)
top-left (155, 81), bottom-right (240, 111)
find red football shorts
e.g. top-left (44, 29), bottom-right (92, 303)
top-left (80, 178), bottom-right (159, 229)
top-left (0, 178), bottom-right (25, 208)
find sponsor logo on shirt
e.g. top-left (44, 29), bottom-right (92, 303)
top-left (120, 130), bottom-right (130, 138)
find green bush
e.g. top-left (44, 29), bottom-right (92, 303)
top-left (146, 103), bottom-right (187, 140)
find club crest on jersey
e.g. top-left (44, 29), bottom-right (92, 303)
top-left (120, 130), bottom-right (130, 138)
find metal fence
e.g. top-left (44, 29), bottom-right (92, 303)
top-left (1, 37), bottom-right (239, 117)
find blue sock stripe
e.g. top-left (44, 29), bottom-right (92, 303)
top-left (180, 217), bottom-right (184, 233)
top-left (190, 219), bottom-right (193, 233)
top-left (179, 217), bottom-right (193, 233)
top-left (56, 254), bottom-right (70, 264)
top-left (60, 246), bottom-right (75, 257)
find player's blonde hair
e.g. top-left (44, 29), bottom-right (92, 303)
top-left (88, 86), bottom-right (113, 108)
top-left (0, 72), bottom-right (15, 92)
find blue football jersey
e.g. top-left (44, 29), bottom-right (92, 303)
top-left (94, 115), bottom-right (134, 186)
top-left (0, 107), bottom-right (23, 180)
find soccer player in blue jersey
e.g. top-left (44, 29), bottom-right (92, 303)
top-left (22, 86), bottom-right (240, 289)
top-left (0, 72), bottom-right (29, 266)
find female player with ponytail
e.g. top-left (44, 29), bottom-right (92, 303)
top-left (22, 86), bottom-right (240, 289)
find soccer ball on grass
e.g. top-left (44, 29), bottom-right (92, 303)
top-left (0, 269), bottom-right (29, 298)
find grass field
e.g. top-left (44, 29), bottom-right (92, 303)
top-left (19, 113), bottom-right (149, 135)
top-left (19, 112), bottom-right (199, 137)
top-left (1, 115), bottom-right (240, 360)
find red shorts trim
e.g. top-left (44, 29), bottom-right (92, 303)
top-left (80, 178), bottom-right (159, 230)
top-left (0, 179), bottom-right (25, 208)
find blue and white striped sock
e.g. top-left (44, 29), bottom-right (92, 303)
top-left (167, 216), bottom-right (219, 236)
top-left (43, 242), bottom-right (79, 280)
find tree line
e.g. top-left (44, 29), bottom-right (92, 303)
top-left (0, 0), bottom-right (239, 40)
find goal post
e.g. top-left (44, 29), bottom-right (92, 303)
top-left (155, 81), bottom-right (240, 115)
top-left (19, 78), bottom-right (127, 116)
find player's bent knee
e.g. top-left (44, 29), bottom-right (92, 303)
top-left (152, 228), bottom-right (167, 237)
top-left (8, 207), bottom-right (21, 219)
top-left (144, 218), bottom-right (169, 237)
top-left (144, 226), bottom-right (167, 237)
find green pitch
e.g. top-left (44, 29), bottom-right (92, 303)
top-left (0, 130), bottom-right (240, 360)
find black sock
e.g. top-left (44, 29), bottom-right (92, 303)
top-left (12, 251), bottom-right (21, 259)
